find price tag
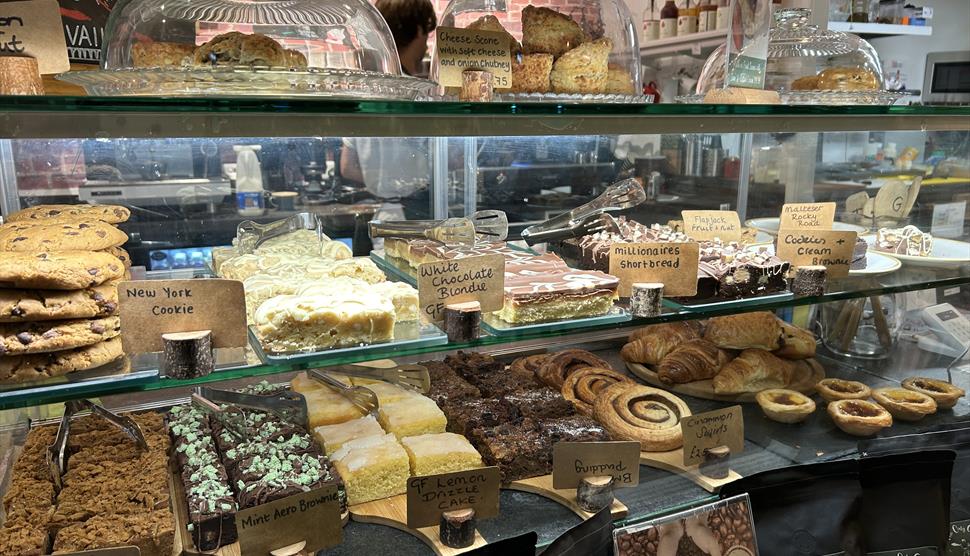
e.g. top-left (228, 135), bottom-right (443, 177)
top-left (609, 242), bottom-right (699, 297)
top-left (552, 441), bottom-right (641, 489)
top-left (434, 27), bottom-right (512, 89)
top-left (406, 467), bottom-right (501, 528)
top-left (236, 485), bottom-right (343, 555)
top-left (931, 200), bottom-right (967, 238)
top-left (117, 279), bottom-right (247, 354)
top-left (417, 254), bottom-right (505, 324)
top-left (780, 202), bottom-right (836, 230)
top-left (0, 0), bottom-right (70, 74)
top-left (681, 210), bottom-right (743, 242)
top-left (682, 406), bottom-right (744, 466)
top-left (776, 229), bottom-right (858, 278)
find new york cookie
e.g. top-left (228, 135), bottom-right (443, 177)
top-left (0, 316), bottom-right (121, 355)
top-left (0, 283), bottom-right (119, 323)
top-left (0, 221), bottom-right (128, 252)
top-left (7, 204), bottom-right (130, 224)
top-left (0, 251), bottom-right (125, 290)
top-left (0, 337), bottom-right (124, 384)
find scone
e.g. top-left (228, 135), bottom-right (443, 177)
top-left (0, 283), bottom-right (119, 323)
top-left (0, 220), bottom-right (127, 252)
top-left (522, 6), bottom-right (586, 58)
top-left (791, 75), bottom-right (819, 90)
top-left (0, 336), bottom-right (124, 384)
top-left (550, 38), bottom-right (612, 94)
top-left (511, 53), bottom-right (553, 93)
top-left (194, 31), bottom-right (287, 67)
top-left (131, 42), bottom-right (195, 68)
top-left (604, 65), bottom-right (635, 94)
top-left (467, 14), bottom-right (521, 51)
top-left (6, 204), bottom-right (130, 224)
top-left (815, 67), bottom-right (879, 91)
top-left (0, 316), bottom-right (121, 355)
top-left (0, 251), bottom-right (126, 290)
top-left (284, 49), bottom-right (309, 69)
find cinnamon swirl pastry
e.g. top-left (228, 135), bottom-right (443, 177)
top-left (537, 349), bottom-right (612, 389)
top-left (509, 354), bottom-right (549, 380)
top-left (561, 367), bottom-right (633, 416)
top-left (592, 383), bottom-right (691, 452)
top-left (901, 377), bottom-right (965, 409)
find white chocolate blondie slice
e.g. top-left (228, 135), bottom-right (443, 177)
top-left (254, 293), bottom-right (395, 352)
top-left (401, 432), bottom-right (484, 476)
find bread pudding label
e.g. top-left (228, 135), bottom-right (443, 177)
top-left (780, 202), bottom-right (836, 230)
top-left (1, 0), bottom-right (70, 73)
top-left (682, 406), bottom-right (743, 466)
top-left (118, 278), bottom-right (247, 353)
top-left (418, 254), bottom-right (505, 324)
top-left (236, 484), bottom-right (343, 554)
top-left (406, 466), bottom-right (501, 528)
top-left (609, 242), bottom-right (699, 297)
top-left (681, 210), bottom-right (743, 242)
top-left (436, 27), bottom-right (513, 89)
top-left (777, 229), bottom-right (858, 278)
top-left (552, 441), bottom-right (641, 489)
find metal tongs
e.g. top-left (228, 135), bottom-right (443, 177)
top-left (47, 399), bottom-right (149, 488)
top-left (236, 212), bottom-right (326, 253)
top-left (325, 363), bottom-right (431, 393)
top-left (520, 179), bottom-right (646, 245)
top-left (370, 210), bottom-right (510, 245)
top-left (308, 369), bottom-right (380, 417)
top-left (193, 386), bottom-right (308, 426)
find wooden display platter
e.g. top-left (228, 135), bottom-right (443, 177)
top-left (625, 362), bottom-right (824, 403)
top-left (638, 447), bottom-right (741, 493)
top-left (350, 474), bottom-right (628, 556)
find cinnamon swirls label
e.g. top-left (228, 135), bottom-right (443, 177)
top-left (681, 406), bottom-right (744, 466)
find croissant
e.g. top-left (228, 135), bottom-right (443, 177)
top-left (774, 322), bottom-right (816, 359)
top-left (704, 312), bottom-right (782, 350)
top-left (657, 339), bottom-right (733, 385)
top-left (621, 322), bottom-right (701, 366)
top-left (712, 349), bottom-right (795, 394)
top-left (628, 321), bottom-right (701, 343)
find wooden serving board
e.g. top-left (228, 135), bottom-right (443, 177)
top-left (625, 362), bottom-right (824, 403)
top-left (639, 448), bottom-right (741, 493)
top-left (350, 494), bottom-right (488, 556)
top-left (506, 474), bottom-right (628, 520)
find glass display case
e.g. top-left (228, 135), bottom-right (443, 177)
top-left (0, 96), bottom-right (967, 554)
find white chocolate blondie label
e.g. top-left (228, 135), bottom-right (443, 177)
top-left (553, 441), bottom-right (641, 489)
top-left (406, 466), bottom-right (501, 528)
top-left (776, 229), bottom-right (857, 278)
top-left (118, 278), bottom-right (247, 353)
top-left (418, 254), bottom-right (505, 324)
top-left (609, 242), bottom-right (699, 297)
top-left (681, 210), bottom-right (743, 242)
top-left (780, 202), bottom-right (836, 230)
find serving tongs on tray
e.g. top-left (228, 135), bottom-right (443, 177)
top-left (47, 399), bottom-right (148, 488)
top-left (370, 210), bottom-right (509, 245)
top-left (192, 386), bottom-right (308, 426)
top-left (325, 363), bottom-right (431, 393)
top-left (309, 369), bottom-right (380, 417)
top-left (236, 212), bottom-right (327, 253)
top-left (520, 179), bottom-right (645, 245)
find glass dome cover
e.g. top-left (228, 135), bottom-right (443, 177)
top-left (431, 0), bottom-right (643, 101)
top-left (58, 0), bottom-right (437, 98)
top-left (693, 8), bottom-right (894, 103)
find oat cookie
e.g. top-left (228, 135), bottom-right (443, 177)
top-left (0, 283), bottom-right (119, 323)
top-left (6, 204), bottom-right (130, 224)
top-left (0, 316), bottom-right (121, 355)
top-left (0, 220), bottom-right (127, 252)
top-left (0, 337), bottom-right (124, 384)
top-left (0, 251), bottom-right (125, 290)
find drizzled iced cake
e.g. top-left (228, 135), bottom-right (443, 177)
top-left (875, 225), bottom-right (933, 257)
top-left (495, 254), bottom-right (619, 323)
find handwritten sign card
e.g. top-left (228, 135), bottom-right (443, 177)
top-left (1, 0), bottom-right (69, 74)
top-left (775, 230), bottom-right (858, 278)
top-left (609, 242), bottom-right (699, 297)
top-left (406, 467), bottom-right (501, 528)
top-left (118, 279), bottom-right (247, 353)
top-left (682, 406), bottom-right (744, 467)
top-left (681, 210), bottom-right (743, 242)
top-left (435, 27), bottom-right (512, 89)
top-left (779, 202), bottom-right (836, 230)
top-left (417, 254), bottom-right (504, 324)
top-left (236, 485), bottom-right (343, 555)
top-left (552, 441), bottom-right (641, 489)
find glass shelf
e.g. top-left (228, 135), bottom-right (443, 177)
top-left (0, 95), bottom-right (966, 138)
top-left (0, 263), bottom-right (966, 410)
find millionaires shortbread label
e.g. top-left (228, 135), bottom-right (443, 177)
top-left (609, 242), bottom-right (700, 297)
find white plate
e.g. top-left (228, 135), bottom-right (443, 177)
top-left (755, 242), bottom-right (901, 276)
top-left (745, 218), bottom-right (868, 236)
top-left (862, 235), bottom-right (970, 269)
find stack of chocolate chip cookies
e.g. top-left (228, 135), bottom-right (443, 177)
top-left (0, 204), bottom-right (131, 384)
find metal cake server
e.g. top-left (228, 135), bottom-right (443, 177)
top-left (190, 392), bottom-right (252, 441)
top-left (236, 212), bottom-right (327, 253)
top-left (325, 363), bottom-right (431, 393)
top-left (520, 213), bottom-right (620, 245)
top-left (520, 178), bottom-right (645, 245)
top-left (308, 369), bottom-right (380, 417)
top-left (194, 386), bottom-right (308, 426)
top-left (369, 217), bottom-right (476, 246)
top-left (370, 210), bottom-right (509, 243)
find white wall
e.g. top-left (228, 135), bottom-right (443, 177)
top-left (869, 0), bottom-right (970, 93)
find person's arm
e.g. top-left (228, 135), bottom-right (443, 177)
top-left (340, 143), bottom-right (365, 185)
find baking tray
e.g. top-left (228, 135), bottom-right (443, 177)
top-left (248, 322), bottom-right (448, 364)
top-left (481, 306), bottom-right (630, 337)
top-left (663, 291), bottom-right (795, 312)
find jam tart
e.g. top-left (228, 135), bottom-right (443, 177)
top-left (901, 377), bottom-right (965, 409)
top-left (871, 387), bottom-right (937, 422)
top-left (816, 378), bottom-right (871, 403)
top-left (827, 399), bottom-right (892, 437)
top-left (755, 389), bottom-right (816, 424)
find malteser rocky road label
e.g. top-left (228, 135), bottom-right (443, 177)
top-left (780, 202), bottom-right (836, 230)
top-left (609, 242), bottom-right (699, 297)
